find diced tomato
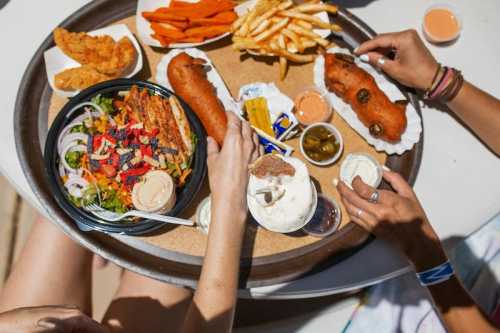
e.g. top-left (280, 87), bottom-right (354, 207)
top-left (101, 164), bottom-right (117, 178)
top-left (93, 135), bottom-right (103, 151)
top-left (120, 165), bottom-right (151, 183)
top-left (140, 145), bottom-right (153, 157)
top-left (123, 139), bottom-right (129, 147)
top-left (110, 153), bottom-right (120, 168)
top-left (104, 134), bottom-right (117, 144)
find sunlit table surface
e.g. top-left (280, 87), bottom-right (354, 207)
top-left (1, 0), bottom-right (499, 331)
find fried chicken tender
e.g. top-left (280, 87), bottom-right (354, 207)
top-left (54, 66), bottom-right (111, 91)
top-left (54, 28), bottom-right (137, 77)
top-left (324, 53), bottom-right (407, 142)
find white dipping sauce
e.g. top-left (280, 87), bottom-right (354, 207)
top-left (339, 153), bottom-right (382, 189)
top-left (196, 197), bottom-right (211, 234)
top-left (248, 157), bottom-right (313, 233)
top-left (132, 170), bottom-right (176, 213)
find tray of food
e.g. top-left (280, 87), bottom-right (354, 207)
top-left (14, 0), bottom-right (422, 288)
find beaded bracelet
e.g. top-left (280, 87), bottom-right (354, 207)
top-left (416, 260), bottom-right (454, 286)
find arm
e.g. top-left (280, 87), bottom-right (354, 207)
top-left (182, 112), bottom-right (259, 333)
top-left (355, 29), bottom-right (500, 155)
top-left (335, 171), bottom-right (499, 333)
top-left (447, 82), bottom-right (500, 155)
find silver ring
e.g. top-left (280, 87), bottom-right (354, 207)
top-left (369, 191), bottom-right (380, 203)
top-left (377, 57), bottom-right (386, 67)
top-left (356, 208), bottom-right (363, 218)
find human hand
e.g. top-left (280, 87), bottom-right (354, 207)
top-left (0, 306), bottom-right (107, 333)
top-left (355, 29), bottom-right (439, 91)
top-left (206, 112), bottom-right (259, 219)
top-left (336, 169), bottom-right (447, 271)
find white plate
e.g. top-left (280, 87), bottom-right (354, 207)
top-left (313, 47), bottom-right (422, 155)
top-left (136, 0), bottom-right (254, 48)
top-left (44, 24), bottom-right (144, 98)
top-left (155, 48), bottom-right (239, 113)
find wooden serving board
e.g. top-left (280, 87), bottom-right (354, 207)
top-left (17, 0), bottom-right (421, 288)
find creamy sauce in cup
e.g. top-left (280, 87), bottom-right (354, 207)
top-left (294, 90), bottom-right (332, 125)
top-left (339, 153), bottom-right (382, 189)
top-left (132, 170), bottom-right (176, 213)
top-left (424, 7), bottom-right (461, 43)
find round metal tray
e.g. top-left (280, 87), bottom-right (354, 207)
top-left (14, 0), bottom-right (422, 288)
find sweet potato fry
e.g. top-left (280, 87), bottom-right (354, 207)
top-left (170, 0), bottom-right (193, 8)
top-left (161, 20), bottom-right (189, 30)
top-left (176, 36), bottom-right (205, 43)
top-left (151, 33), bottom-right (172, 47)
top-left (190, 11), bottom-right (238, 26)
top-left (185, 25), bottom-right (231, 38)
top-left (158, 0), bottom-right (235, 19)
top-left (151, 22), bottom-right (186, 39)
top-left (142, 11), bottom-right (187, 22)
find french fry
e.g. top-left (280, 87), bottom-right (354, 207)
top-left (276, 49), bottom-right (314, 63)
top-left (232, 10), bottom-right (249, 32)
top-left (232, 37), bottom-right (262, 50)
top-left (300, 37), bottom-right (317, 49)
top-left (277, 33), bottom-right (287, 49)
top-left (286, 41), bottom-right (299, 53)
top-left (151, 22), bottom-right (186, 39)
top-left (277, 0), bottom-right (294, 10)
top-left (279, 56), bottom-right (287, 80)
top-left (288, 23), bottom-right (321, 39)
top-left (331, 24), bottom-right (342, 33)
top-left (294, 3), bottom-right (338, 14)
top-left (185, 25), bottom-right (231, 38)
top-left (249, 8), bottom-right (279, 31)
top-left (250, 19), bottom-right (271, 36)
top-left (281, 28), bottom-right (303, 51)
top-left (278, 11), bottom-right (331, 29)
top-left (237, 7), bottom-right (257, 36)
top-left (313, 36), bottom-right (330, 47)
top-left (294, 19), bottom-right (313, 30)
top-left (254, 17), bottom-right (289, 42)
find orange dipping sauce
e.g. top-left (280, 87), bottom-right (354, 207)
top-left (424, 7), bottom-right (461, 43)
top-left (294, 90), bottom-right (332, 125)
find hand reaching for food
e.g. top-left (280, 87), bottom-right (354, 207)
top-left (0, 306), bottom-right (106, 333)
top-left (335, 169), bottom-right (447, 272)
top-left (354, 29), bottom-right (439, 91)
top-left (206, 112), bottom-right (259, 218)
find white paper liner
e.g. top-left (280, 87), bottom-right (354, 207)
top-left (43, 24), bottom-right (144, 98)
top-left (136, 0), bottom-right (254, 48)
top-left (313, 47), bottom-right (422, 155)
top-left (155, 48), bottom-right (239, 113)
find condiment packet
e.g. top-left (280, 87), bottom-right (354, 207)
top-left (238, 82), bottom-right (299, 141)
top-left (253, 128), bottom-right (294, 156)
top-left (156, 48), bottom-right (239, 113)
top-left (313, 47), bottom-right (422, 155)
top-left (136, 0), bottom-right (254, 48)
top-left (44, 24), bottom-right (144, 98)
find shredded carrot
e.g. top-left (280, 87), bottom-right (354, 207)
top-left (179, 168), bottom-right (192, 185)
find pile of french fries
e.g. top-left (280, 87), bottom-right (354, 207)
top-left (231, 0), bottom-right (340, 79)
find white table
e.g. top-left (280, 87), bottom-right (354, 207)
top-left (1, 0), bottom-right (500, 331)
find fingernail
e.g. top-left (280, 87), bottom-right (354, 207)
top-left (332, 177), bottom-right (339, 187)
top-left (37, 319), bottom-right (57, 329)
top-left (382, 165), bottom-right (391, 171)
top-left (353, 46), bottom-right (359, 53)
top-left (360, 54), bottom-right (369, 62)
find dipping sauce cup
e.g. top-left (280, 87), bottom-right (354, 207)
top-left (423, 4), bottom-right (462, 44)
top-left (294, 87), bottom-right (333, 126)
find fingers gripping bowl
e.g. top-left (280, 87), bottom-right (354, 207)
top-left (44, 79), bottom-right (207, 235)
